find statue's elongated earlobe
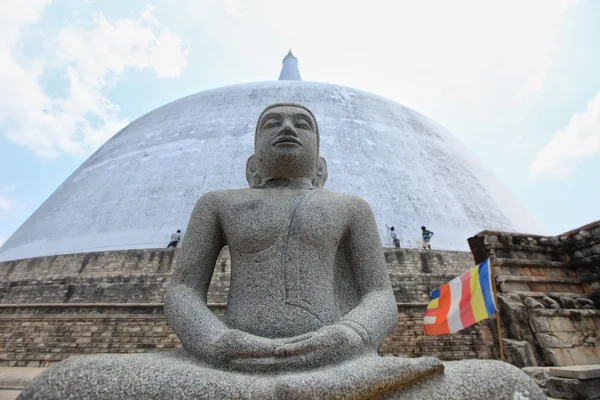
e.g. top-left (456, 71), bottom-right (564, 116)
top-left (313, 157), bottom-right (328, 188)
top-left (246, 154), bottom-right (262, 188)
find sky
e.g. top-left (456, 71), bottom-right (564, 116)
top-left (0, 0), bottom-right (599, 246)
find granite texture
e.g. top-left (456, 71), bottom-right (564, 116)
top-left (19, 103), bottom-right (543, 399)
top-left (547, 375), bottom-right (600, 399)
top-left (18, 352), bottom-right (444, 399)
top-left (386, 360), bottom-right (545, 399)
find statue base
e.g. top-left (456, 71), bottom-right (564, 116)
top-left (18, 350), bottom-right (544, 399)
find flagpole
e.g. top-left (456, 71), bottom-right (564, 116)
top-left (490, 258), bottom-right (505, 362)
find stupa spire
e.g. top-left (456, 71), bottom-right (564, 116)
top-left (278, 49), bottom-right (302, 81)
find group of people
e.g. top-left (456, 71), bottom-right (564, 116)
top-left (386, 225), bottom-right (434, 250)
top-left (169, 226), bottom-right (434, 250)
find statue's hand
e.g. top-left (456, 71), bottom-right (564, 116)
top-left (275, 324), bottom-right (366, 366)
top-left (228, 324), bottom-right (366, 371)
top-left (208, 329), bottom-right (281, 366)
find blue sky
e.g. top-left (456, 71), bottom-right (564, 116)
top-left (1, 0), bottom-right (599, 245)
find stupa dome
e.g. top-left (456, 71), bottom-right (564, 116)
top-left (0, 52), bottom-right (542, 261)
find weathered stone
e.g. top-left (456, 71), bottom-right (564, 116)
top-left (544, 347), bottom-right (600, 366)
top-left (547, 376), bottom-right (600, 399)
top-left (550, 364), bottom-right (600, 380)
top-left (498, 293), bottom-right (535, 343)
top-left (484, 235), bottom-right (499, 245)
top-left (547, 317), bottom-right (577, 332)
top-left (530, 317), bottom-right (551, 333)
top-left (19, 103), bottom-right (544, 399)
top-left (522, 366), bottom-right (551, 388)
top-left (577, 298), bottom-right (596, 309)
top-left (524, 297), bottom-right (545, 309)
top-left (508, 292), bottom-right (522, 302)
top-left (540, 296), bottom-right (561, 309)
top-left (503, 339), bottom-right (538, 368)
top-left (558, 296), bottom-right (580, 309)
top-left (534, 331), bottom-right (599, 349)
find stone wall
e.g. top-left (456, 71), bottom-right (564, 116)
top-left (0, 247), bottom-right (497, 367)
top-left (468, 220), bottom-right (600, 367)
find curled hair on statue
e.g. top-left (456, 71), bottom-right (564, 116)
top-left (245, 155), bottom-right (328, 189)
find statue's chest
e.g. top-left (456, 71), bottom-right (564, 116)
top-left (221, 193), bottom-right (343, 254)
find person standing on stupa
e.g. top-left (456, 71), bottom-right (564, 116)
top-left (421, 226), bottom-right (434, 250)
top-left (166, 229), bottom-right (182, 248)
top-left (386, 224), bottom-right (401, 248)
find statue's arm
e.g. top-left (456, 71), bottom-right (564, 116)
top-left (164, 191), bottom-right (227, 357)
top-left (339, 197), bottom-right (398, 348)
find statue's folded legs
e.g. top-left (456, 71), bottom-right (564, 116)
top-left (19, 103), bottom-right (544, 400)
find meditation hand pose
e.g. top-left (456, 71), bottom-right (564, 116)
top-left (20, 103), bottom-right (544, 400)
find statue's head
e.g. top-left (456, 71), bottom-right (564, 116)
top-left (246, 103), bottom-right (327, 188)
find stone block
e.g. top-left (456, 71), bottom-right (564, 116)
top-left (536, 332), bottom-right (600, 349)
top-left (540, 296), bottom-right (561, 309)
top-left (545, 348), bottom-right (575, 366)
top-left (569, 347), bottom-right (600, 365)
top-left (503, 338), bottom-right (538, 367)
top-left (530, 317), bottom-right (551, 333)
top-left (545, 347), bottom-right (600, 366)
top-left (547, 376), bottom-right (600, 399)
top-left (550, 364), bottom-right (600, 380)
top-left (522, 366), bottom-right (551, 388)
top-left (548, 317), bottom-right (577, 332)
top-left (524, 297), bottom-right (545, 309)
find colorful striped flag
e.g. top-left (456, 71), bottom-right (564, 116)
top-left (424, 258), bottom-right (497, 335)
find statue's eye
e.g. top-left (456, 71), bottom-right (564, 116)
top-left (295, 119), bottom-right (311, 129)
top-left (263, 119), bottom-right (280, 129)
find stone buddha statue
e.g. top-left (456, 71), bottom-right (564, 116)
top-left (20, 103), bottom-right (544, 399)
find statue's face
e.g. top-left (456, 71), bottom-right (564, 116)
top-left (255, 105), bottom-right (318, 178)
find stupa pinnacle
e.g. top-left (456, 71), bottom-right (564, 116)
top-left (278, 49), bottom-right (301, 81)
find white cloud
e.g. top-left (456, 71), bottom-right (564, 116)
top-left (530, 92), bottom-right (600, 178)
top-left (0, 4), bottom-right (187, 158)
top-left (0, 185), bottom-right (22, 214)
top-left (187, 0), bottom-right (577, 111)
top-left (0, 197), bottom-right (15, 212)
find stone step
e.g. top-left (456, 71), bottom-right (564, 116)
top-left (0, 390), bottom-right (21, 400)
top-left (494, 258), bottom-right (569, 268)
top-left (487, 242), bottom-right (558, 254)
top-left (494, 258), bottom-right (577, 280)
top-left (496, 275), bottom-right (589, 294)
top-left (0, 367), bottom-right (45, 390)
top-left (512, 291), bottom-right (585, 299)
top-left (550, 364), bottom-right (600, 380)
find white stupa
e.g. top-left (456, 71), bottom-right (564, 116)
top-left (0, 51), bottom-right (542, 261)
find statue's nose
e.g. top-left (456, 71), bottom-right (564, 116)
top-left (277, 123), bottom-right (298, 137)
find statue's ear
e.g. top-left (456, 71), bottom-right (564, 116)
top-left (246, 154), bottom-right (262, 188)
top-left (313, 157), bottom-right (328, 188)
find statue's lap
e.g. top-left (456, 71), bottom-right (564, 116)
top-left (18, 351), bottom-right (544, 400)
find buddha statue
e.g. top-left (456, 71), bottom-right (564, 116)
top-left (19, 103), bottom-right (544, 399)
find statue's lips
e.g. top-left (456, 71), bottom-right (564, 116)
top-left (273, 137), bottom-right (302, 146)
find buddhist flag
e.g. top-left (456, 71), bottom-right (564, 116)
top-left (424, 258), bottom-right (497, 335)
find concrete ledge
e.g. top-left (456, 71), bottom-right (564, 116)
top-left (550, 364), bottom-right (600, 380)
top-left (0, 367), bottom-right (45, 389)
top-left (0, 390), bottom-right (21, 400)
